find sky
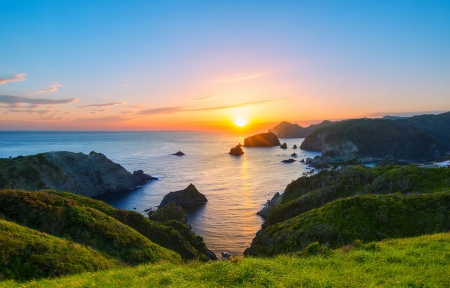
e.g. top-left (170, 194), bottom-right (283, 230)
top-left (1, 0), bottom-right (449, 131)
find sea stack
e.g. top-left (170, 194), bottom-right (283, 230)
top-left (229, 145), bottom-right (244, 156)
top-left (159, 184), bottom-right (208, 208)
top-left (244, 132), bottom-right (281, 147)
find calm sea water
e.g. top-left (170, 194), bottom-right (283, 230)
top-left (0, 131), bottom-right (320, 255)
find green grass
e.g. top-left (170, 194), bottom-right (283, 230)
top-left (0, 189), bottom-right (182, 267)
top-left (265, 165), bottom-right (450, 227)
top-left (251, 191), bottom-right (450, 256)
top-left (46, 190), bottom-right (210, 261)
top-left (2, 233), bottom-right (450, 287)
top-left (0, 219), bottom-right (123, 281)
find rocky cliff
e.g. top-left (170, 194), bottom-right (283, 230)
top-left (269, 120), bottom-right (333, 138)
top-left (300, 113), bottom-right (450, 162)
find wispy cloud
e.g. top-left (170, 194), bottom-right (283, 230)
top-left (79, 102), bottom-right (125, 108)
top-left (137, 99), bottom-right (280, 116)
top-left (193, 96), bottom-right (217, 101)
top-left (138, 106), bottom-right (185, 115)
top-left (216, 73), bottom-right (266, 83)
top-left (37, 82), bottom-right (62, 94)
top-left (0, 73), bottom-right (26, 85)
top-left (0, 95), bottom-right (79, 105)
top-left (90, 109), bottom-right (106, 114)
top-left (187, 99), bottom-right (279, 111)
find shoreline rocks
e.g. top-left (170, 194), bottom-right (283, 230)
top-left (172, 151), bottom-right (185, 156)
top-left (257, 192), bottom-right (282, 218)
top-left (280, 143), bottom-right (287, 149)
top-left (282, 159), bottom-right (296, 163)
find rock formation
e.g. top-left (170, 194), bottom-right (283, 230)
top-left (229, 145), bottom-right (244, 156)
top-left (159, 184), bottom-right (207, 208)
top-left (280, 143), bottom-right (287, 149)
top-left (293, 144), bottom-right (297, 149)
top-left (41, 151), bottom-right (155, 197)
top-left (172, 151), bottom-right (185, 156)
top-left (243, 132), bottom-right (281, 147)
top-left (281, 159), bottom-right (296, 163)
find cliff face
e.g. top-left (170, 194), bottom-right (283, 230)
top-left (43, 151), bottom-right (141, 196)
top-left (300, 113), bottom-right (450, 162)
top-left (244, 132), bottom-right (281, 147)
top-left (269, 120), bottom-right (333, 138)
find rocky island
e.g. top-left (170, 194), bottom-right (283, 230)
top-left (243, 132), bottom-right (281, 147)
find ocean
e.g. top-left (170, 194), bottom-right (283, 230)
top-left (0, 131), bottom-right (320, 256)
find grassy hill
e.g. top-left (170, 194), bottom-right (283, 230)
top-left (250, 191), bottom-right (450, 256)
top-left (0, 189), bottom-right (182, 267)
top-left (0, 220), bottom-right (123, 281)
top-left (264, 165), bottom-right (450, 227)
top-left (2, 233), bottom-right (450, 287)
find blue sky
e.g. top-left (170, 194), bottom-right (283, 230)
top-left (1, 0), bottom-right (449, 130)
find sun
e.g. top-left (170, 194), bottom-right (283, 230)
top-left (234, 118), bottom-right (248, 127)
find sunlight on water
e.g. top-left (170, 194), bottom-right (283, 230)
top-left (0, 131), bottom-right (320, 255)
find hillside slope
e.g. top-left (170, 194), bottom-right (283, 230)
top-left (0, 220), bottom-right (122, 281)
top-left (249, 191), bottom-right (450, 256)
top-left (3, 233), bottom-right (450, 287)
top-left (0, 189), bottom-right (182, 266)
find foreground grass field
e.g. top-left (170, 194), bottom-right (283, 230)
top-left (3, 233), bottom-right (450, 287)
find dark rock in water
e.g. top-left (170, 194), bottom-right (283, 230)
top-left (244, 132), bottom-right (281, 147)
top-left (291, 153), bottom-right (297, 157)
top-left (300, 159), bottom-right (305, 163)
top-left (172, 151), bottom-right (185, 156)
top-left (43, 151), bottom-right (146, 197)
top-left (293, 145), bottom-right (297, 149)
top-left (133, 170), bottom-right (158, 183)
top-left (282, 159), bottom-right (296, 163)
top-left (257, 192), bottom-right (282, 218)
top-left (205, 249), bottom-right (218, 260)
top-left (229, 145), bottom-right (244, 156)
top-left (159, 183), bottom-right (207, 208)
top-left (280, 143), bottom-right (287, 149)
top-left (305, 157), bottom-right (313, 164)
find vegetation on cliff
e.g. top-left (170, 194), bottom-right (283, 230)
top-left (250, 191), bottom-right (450, 256)
top-left (264, 165), bottom-right (450, 227)
top-left (3, 233), bottom-right (450, 287)
top-left (0, 220), bottom-right (122, 281)
top-left (300, 112), bottom-right (450, 162)
top-left (0, 189), bottom-right (182, 267)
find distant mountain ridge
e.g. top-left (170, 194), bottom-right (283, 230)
top-left (269, 120), bottom-right (334, 138)
top-left (300, 112), bottom-right (450, 162)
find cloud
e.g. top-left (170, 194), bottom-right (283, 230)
top-left (137, 99), bottom-right (280, 116)
top-left (37, 82), bottom-right (62, 94)
top-left (216, 73), bottom-right (265, 83)
top-left (0, 73), bottom-right (26, 85)
top-left (0, 95), bottom-right (79, 105)
top-left (79, 102), bottom-right (125, 108)
top-left (90, 109), bottom-right (106, 114)
top-left (138, 106), bottom-right (185, 115)
top-left (193, 96), bottom-right (217, 101)
top-left (187, 99), bottom-right (279, 111)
